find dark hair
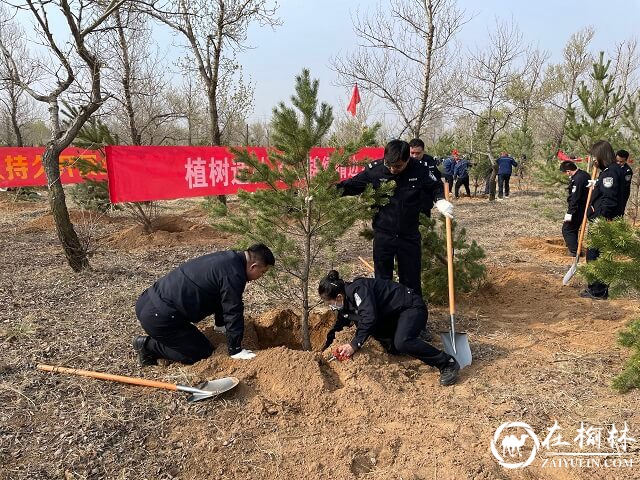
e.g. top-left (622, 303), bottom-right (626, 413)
top-left (408, 138), bottom-right (425, 149)
top-left (616, 149), bottom-right (630, 160)
top-left (383, 140), bottom-right (410, 166)
top-left (589, 140), bottom-right (616, 170)
top-left (318, 270), bottom-right (346, 300)
top-left (246, 243), bottom-right (275, 266)
top-left (559, 161), bottom-right (578, 172)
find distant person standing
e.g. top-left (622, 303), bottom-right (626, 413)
top-left (559, 161), bottom-right (590, 256)
top-left (409, 138), bottom-right (442, 214)
top-left (616, 149), bottom-right (633, 214)
top-left (453, 155), bottom-right (471, 198)
top-left (496, 152), bottom-right (518, 199)
top-left (442, 150), bottom-right (458, 193)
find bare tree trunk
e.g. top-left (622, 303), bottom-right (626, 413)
top-left (301, 200), bottom-right (313, 351)
top-left (9, 88), bottom-right (23, 146)
top-left (42, 147), bottom-right (89, 271)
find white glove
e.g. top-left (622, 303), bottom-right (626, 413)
top-left (213, 325), bottom-right (226, 334)
top-left (435, 199), bottom-right (454, 219)
top-left (564, 213), bottom-right (572, 222)
top-left (587, 179), bottom-right (597, 188)
top-left (230, 349), bottom-right (255, 360)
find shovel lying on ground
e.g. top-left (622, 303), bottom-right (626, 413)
top-left (37, 364), bottom-right (239, 403)
top-left (440, 183), bottom-right (472, 368)
top-left (563, 164), bottom-right (599, 286)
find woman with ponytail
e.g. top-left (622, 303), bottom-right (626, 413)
top-left (318, 270), bottom-right (460, 386)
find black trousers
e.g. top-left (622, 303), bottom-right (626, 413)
top-left (562, 220), bottom-right (581, 255)
top-left (585, 248), bottom-right (609, 298)
top-left (455, 177), bottom-right (470, 197)
top-left (498, 174), bottom-right (511, 197)
top-left (373, 303), bottom-right (449, 369)
top-left (135, 290), bottom-right (214, 364)
top-left (373, 231), bottom-right (422, 296)
top-left (444, 174), bottom-right (454, 194)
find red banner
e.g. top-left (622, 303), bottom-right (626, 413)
top-left (106, 146), bottom-right (383, 203)
top-left (0, 147), bottom-right (106, 188)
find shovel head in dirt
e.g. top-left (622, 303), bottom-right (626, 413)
top-left (439, 327), bottom-right (472, 369)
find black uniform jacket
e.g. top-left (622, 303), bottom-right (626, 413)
top-left (145, 250), bottom-right (247, 354)
top-left (588, 165), bottom-right (623, 221)
top-left (567, 169), bottom-right (590, 221)
top-left (338, 157), bottom-right (444, 235)
top-left (323, 277), bottom-right (424, 351)
top-left (620, 163), bottom-right (633, 210)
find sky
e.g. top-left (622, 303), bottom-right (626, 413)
top-left (233, 0), bottom-right (640, 122)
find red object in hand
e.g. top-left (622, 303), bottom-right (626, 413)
top-left (332, 348), bottom-right (351, 362)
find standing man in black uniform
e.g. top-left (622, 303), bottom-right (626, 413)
top-left (616, 149), bottom-right (633, 214)
top-left (338, 140), bottom-right (453, 297)
top-left (132, 244), bottom-right (275, 366)
top-left (560, 161), bottom-right (590, 256)
top-left (318, 270), bottom-right (460, 386)
top-left (409, 138), bottom-right (441, 215)
top-left (581, 141), bottom-right (622, 300)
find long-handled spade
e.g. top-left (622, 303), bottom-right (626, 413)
top-left (37, 364), bottom-right (239, 403)
top-left (439, 183), bottom-right (472, 368)
top-left (563, 164), bottom-right (598, 286)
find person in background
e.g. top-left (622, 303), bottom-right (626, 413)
top-left (581, 141), bottom-right (622, 300)
top-left (453, 155), bottom-right (471, 198)
top-left (496, 152), bottom-right (518, 199)
top-left (132, 244), bottom-right (275, 366)
top-left (559, 161), bottom-right (590, 256)
top-left (319, 270), bottom-right (460, 386)
top-left (442, 150), bottom-right (458, 193)
top-left (616, 149), bottom-right (633, 214)
top-left (409, 138), bottom-right (441, 214)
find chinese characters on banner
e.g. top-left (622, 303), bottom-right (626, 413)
top-left (0, 147), bottom-right (107, 188)
top-left (106, 146), bottom-right (384, 203)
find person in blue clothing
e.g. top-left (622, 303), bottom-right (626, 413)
top-left (453, 155), bottom-right (471, 198)
top-left (496, 152), bottom-right (518, 199)
top-left (442, 150), bottom-right (458, 193)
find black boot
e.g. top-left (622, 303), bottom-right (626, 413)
top-left (132, 335), bottom-right (157, 367)
top-left (439, 356), bottom-right (460, 386)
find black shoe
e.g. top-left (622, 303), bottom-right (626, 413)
top-left (439, 357), bottom-right (460, 386)
top-left (568, 251), bottom-right (577, 257)
top-left (579, 289), bottom-right (608, 300)
top-left (132, 335), bottom-right (157, 367)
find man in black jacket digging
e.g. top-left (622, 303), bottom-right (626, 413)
top-left (132, 243), bottom-right (275, 366)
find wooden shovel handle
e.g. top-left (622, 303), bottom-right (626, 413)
top-left (37, 364), bottom-right (177, 391)
top-left (444, 183), bottom-right (456, 316)
top-left (576, 164), bottom-right (599, 256)
top-left (358, 256), bottom-right (374, 273)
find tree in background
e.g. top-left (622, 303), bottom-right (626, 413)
top-left (0, 0), bottom-right (130, 271)
top-left (578, 219), bottom-right (640, 392)
top-left (211, 69), bottom-right (384, 349)
top-left (565, 51), bottom-right (624, 152)
top-left (332, 0), bottom-right (468, 138)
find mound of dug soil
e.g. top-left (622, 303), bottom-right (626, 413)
top-left (252, 307), bottom-right (336, 351)
top-left (517, 236), bottom-right (574, 258)
top-left (104, 215), bottom-right (232, 250)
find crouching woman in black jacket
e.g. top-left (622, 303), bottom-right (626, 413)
top-left (319, 270), bottom-right (460, 386)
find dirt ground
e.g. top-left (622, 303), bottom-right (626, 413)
top-left (1, 188), bottom-right (639, 480)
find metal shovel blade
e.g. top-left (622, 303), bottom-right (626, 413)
top-left (179, 376), bottom-right (239, 403)
top-left (563, 259), bottom-right (578, 285)
top-left (439, 331), bottom-right (472, 369)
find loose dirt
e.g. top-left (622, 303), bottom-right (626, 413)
top-left (1, 191), bottom-right (639, 480)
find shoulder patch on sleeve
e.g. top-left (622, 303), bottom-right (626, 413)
top-left (571, 185), bottom-right (577, 193)
top-left (626, 174), bottom-right (632, 182)
top-left (354, 292), bottom-right (362, 307)
top-left (603, 177), bottom-right (614, 188)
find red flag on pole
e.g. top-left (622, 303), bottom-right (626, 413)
top-left (347, 84), bottom-right (361, 117)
